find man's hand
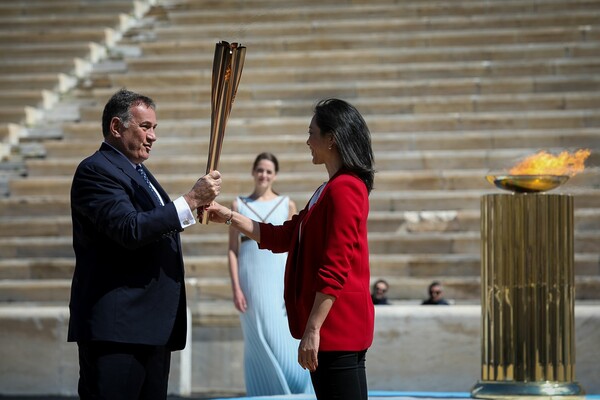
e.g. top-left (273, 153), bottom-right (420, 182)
top-left (184, 170), bottom-right (222, 211)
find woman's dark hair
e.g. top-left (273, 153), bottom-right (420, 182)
top-left (313, 98), bottom-right (375, 193)
top-left (101, 88), bottom-right (156, 138)
top-left (252, 152), bottom-right (280, 173)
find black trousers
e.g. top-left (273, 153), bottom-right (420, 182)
top-left (77, 341), bottom-right (171, 400)
top-left (310, 350), bottom-right (368, 400)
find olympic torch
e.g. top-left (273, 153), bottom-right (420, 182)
top-left (201, 41), bottom-right (246, 224)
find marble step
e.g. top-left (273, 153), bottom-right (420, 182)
top-left (155, 0), bottom-right (598, 17)
top-left (135, 16), bottom-right (600, 44)
top-left (0, 255), bottom-right (485, 282)
top-left (0, 124), bottom-right (9, 142)
top-left (0, 255), bottom-right (450, 280)
top-left (50, 114), bottom-right (600, 144)
top-left (155, 7), bottom-right (600, 31)
top-left (0, 254), bottom-right (462, 280)
top-left (0, 14), bottom-right (119, 31)
top-left (4, 188), bottom-right (600, 218)
top-left (24, 148), bottom-right (600, 177)
top-left (39, 131), bottom-right (599, 165)
top-left (0, 196), bottom-right (72, 218)
top-left (0, 29), bottom-right (111, 45)
top-left (0, 107), bottom-right (26, 125)
top-left (0, 3), bottom-right (593, 60)
top-left (0, 258), bottom-right (77, 280)
top-left (0, 278), bottom-right (333, 303)
top-left (1, 251), bottom-right (599, 283)
top-left (0, 1), bottom-right (135, 17)
top-left (0, 229), bottom-right (598, 260)
top-left (71, 75), bottom-right (600, 106)
top-left (0, 215), bottom-right (223, 238)
top-left (0, 59), bottom-right (80, 75)
top-left (120, 28), bottom-right (600, 55)
top-left (0, 90), bottom-right (45, 107)
top-left (2, 274), bottom-right (600, 303)
top-left (80, 72), bottom-right (600, 107)
top-left (126, 43), bottom-right (600, 72)
top-left (0, 0), bottom-right (582, 20)
top-left (138, 17), bottom-right (600, 47)
top-left (76, 92), bottom-right (600, 121)
top-left (0, 0), bottom-right (585, 16)
top-left (3, 207), bottom-right (600, 241)
top-left (9, 168), bottom-right (600, 196)
top-left (0, 42), bottom-right (97, 60)
top-left (87, 57), bottom-right (600, 87)
top-left (0, 73), bottom-right (64, 91)
top-left (376, 275), bottom-right (600, 300)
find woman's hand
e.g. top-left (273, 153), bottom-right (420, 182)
top-left (298, 328), bottom-right (320, 372)
top-left (298, 292), bottom-right (334, 372)
top-left (202, 201), bottom-right (231, 224)
top-left (232, 287), bottom-right (247, 313)
top-left (206, 203), bottom-right (261, 243)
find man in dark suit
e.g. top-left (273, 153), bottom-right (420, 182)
top-left (68, 89), bottom-right (222, 399)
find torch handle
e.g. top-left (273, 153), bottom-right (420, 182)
top-left (200, 41), bottom-right (246, 225)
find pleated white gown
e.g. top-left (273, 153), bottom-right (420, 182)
top-left (236, 196), bottom-right (313, 396)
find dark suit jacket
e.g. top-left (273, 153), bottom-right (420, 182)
top-left (68, 143), bottom-right (187, 350)
top-left (258, 170), bottom-right (374, 352)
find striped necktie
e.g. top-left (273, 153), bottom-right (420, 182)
top-left (136, 164), bottom-right (163, 205)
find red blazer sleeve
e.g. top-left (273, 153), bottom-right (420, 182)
top-left (258, 209), bottom-right (304, 253)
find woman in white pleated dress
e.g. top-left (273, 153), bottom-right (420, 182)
top-left (227, 152), bottom-right (312, 396)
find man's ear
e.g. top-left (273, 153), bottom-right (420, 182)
top-left (109, 117), bottom-right (122, 138)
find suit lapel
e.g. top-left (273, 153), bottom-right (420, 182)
top-left (98, 143), bottom-right (164, 206)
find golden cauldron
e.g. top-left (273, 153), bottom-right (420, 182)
top-left (486, 174), bottom-right (569, 193)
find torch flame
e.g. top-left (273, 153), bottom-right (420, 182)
top-left (509, 149), bottom-right (591, 177)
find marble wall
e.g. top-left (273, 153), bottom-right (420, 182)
top-left (1, 304), bottom-right (598, 396)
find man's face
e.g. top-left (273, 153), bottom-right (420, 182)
top-left (430, 285), bottom-right (443, 300)
top-left (109, 104), bottom-right (157, 164)
top-left (374, 283), bottom-right (388, 298)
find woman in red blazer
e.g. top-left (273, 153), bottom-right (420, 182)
top-left (207, 98), bottom-right (375, 399)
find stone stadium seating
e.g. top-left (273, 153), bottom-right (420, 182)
top-left (0, 0), bottom-right (599, 396)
